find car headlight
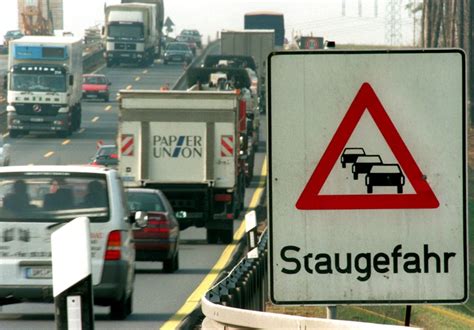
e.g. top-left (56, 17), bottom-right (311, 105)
top-left (6, 105), bottom-right (16, 112)
top-left (58, 107), bottom-right (69, 113)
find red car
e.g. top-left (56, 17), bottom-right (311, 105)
top-left (125, 188), bottom-right (180, 273)
top-left (82, 74), bottom-right (111, 102)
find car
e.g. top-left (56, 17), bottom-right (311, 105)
top-left (125, 188), bottom-right (180, 273)
top-left (351, 155), bottom-right (383, 180)
top-left (0, 135), bottom-right (11, 166)
top-left (3, 30), bottom-right (23, 47)
top-left (341, 147), bottom-right (365, 168)
top-left (0, 166), bottom-right (147, 320)
top-left (176, 35), bottom-right (197, 55)
top-left (365, 164), bottom-right (405, 194)
top-left (82, 74), bottom-right (111, 102)
top-left (179, 29), bottom-right (202, 48)
top-left (162, 42), bottom-right (193, 65)
top-left (90, 144), bottom-right (118, 167)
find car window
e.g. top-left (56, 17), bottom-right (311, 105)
top-left (83, 76), bottom-right (107, 84)
top-left (126, 191), bottom-right (165, 212)
top-left (98, 146), bottom-right (117, 157)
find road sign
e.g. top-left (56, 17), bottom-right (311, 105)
top-left (268, 50), bottom-right (467, 305)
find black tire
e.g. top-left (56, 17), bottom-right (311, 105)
top-left (207, 229), bottom-right (218, 244)
top-left (110, 293), bottom-right (132, 320)
top-left (397, 185), bottom-right (403, 194)
top-left (367, 185), bottom-right (373, 194)
top-left (353, 173), bottom-right (358, 180)
top-left (342, 162), bottom-right (346, 168)
top-left (163, 251), bottom-right (179, 273)
top-left (9, 130), bottom-right (20, 138)
top-left (220, 229), bottom-right (234, 244)
top-left (106, 60), bottom-right (113, 68)
top-left (104, 94), bottom-right (109, 102)
top-left (163, 60), bottom-right (168, 65)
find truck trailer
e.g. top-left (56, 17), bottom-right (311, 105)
top-left (7, 36), bottom-right (82, 138)
top-left (104, 3), bottom-right (159, 67)
top-left (118, 90), bottom-right (247, 244)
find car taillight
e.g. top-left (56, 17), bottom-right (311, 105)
top-left (144, 215), bottom-right (170, 234)
top-left (105, 230), bottom-right (121, 260)
top-left (215, 194), bottom-right (232, 202)
top-left (90, 159), bottom-right (97, 165)
top-left (110, 154), bottom-right (118, 159)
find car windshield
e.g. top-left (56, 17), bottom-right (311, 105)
top-left (108, 23), bottom-right (144, 39)
top-left (371, 165), bottom-right (401, 173)
top-left (98, 146), bottom-right (117, 157)
top-left (11, 73), bottom-right (66, 92)
top-left (126, 191), bottom-right (165, 212)
top-left (84, 76), bottom-right (107, 85)
top-left (0, 173), bottom-right (109, 222)
top-left (167, 43), bottom-right (189, 51)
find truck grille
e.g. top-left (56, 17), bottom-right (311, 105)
top-left (115, 43), bottom-right (137, 50)
top-left (14, 103), bottom-right (62, 116)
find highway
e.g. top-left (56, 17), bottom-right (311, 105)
top-left (0, 54), bottom-right (268, 329)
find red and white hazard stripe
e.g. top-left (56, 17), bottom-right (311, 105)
top-left (121, 135), bottom-right (134, 156)
top-left (221, 135), bottom-right (234, 157)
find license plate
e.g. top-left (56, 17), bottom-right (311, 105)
top-left (31, 117), bottom-right (44, 122)
top-left (86, 94), bottom-right (98, 98)
top-left (25, 267), bottom-right (52, 279)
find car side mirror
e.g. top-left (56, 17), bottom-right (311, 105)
top-left (132, 211), bottom-right (148, 228)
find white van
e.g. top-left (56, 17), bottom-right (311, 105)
top-left (0, 165), bottom-right (141, 320)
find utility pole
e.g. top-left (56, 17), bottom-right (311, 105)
top-left (385, 0), bottom-right (402, 45)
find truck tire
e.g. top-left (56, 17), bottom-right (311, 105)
top-left (220, 229), bottom-right (234, 244)
top-left (9, 130), bottom-right (20, 138)
top-left (163, 251), bottom-right (179, 273)
top-left (110, 293), bottom-right (132, 320)
top-left (206, 229), bottom-right (219, 244)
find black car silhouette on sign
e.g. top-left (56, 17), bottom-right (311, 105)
top-left (340, 147), bottom-right (365, 168)
top-left (351, 155), bottom-right (383, 180)
top-left (365, 164), bottom-right (405, 194)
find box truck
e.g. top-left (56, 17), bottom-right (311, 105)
top-left (7, 36), bottom-right (82, 138)
top-left (118, 91), bottom-right (247, 244)
top-left (104, 3), bottom-right (159, 67)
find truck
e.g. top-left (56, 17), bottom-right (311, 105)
top-left (221, 29), bottom-right (274, 113)
top-left (244, 11), bottom-right (285, 47)
top-left (120, 0), bottom-right (164, 55)
top-left (186, 66), bottom-right (258, 186)
top-left (7, 36), bottom-right (83, 138)
top-left (104, 3), bottom-right (159, 67)
top-left (118, 91), bottom-right (247, 244)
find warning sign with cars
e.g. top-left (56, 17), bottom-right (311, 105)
top-left (268, 50), bottom-right (467, 305)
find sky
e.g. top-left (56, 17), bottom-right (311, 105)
top-left (0, 0), bottom-right (419, 46)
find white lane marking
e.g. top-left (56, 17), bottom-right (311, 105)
top-left (62, 140), bottom-right (71, 145)
top-left (44, 151), bottom-right (54, 158)
top-left (92, 116), bottom-right (99, 122)
top-left (105, 105), bottom-right (112, 111)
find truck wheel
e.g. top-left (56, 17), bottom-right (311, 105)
top-left (163, 251), bottom-right (179, 273)
top-left (220, 229), bottom-right (234, 244)
top-left (106, 60), bottom-right (113, 68)
top-left (9, 130), bottom-right (20, 138)
top-left (110, 293), bottom-right (132, 320)
top-left (206, 229), bottom-right (219, 244)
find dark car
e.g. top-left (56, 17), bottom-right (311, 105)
top-left (90, 145), bottom-right (118, 167)
top-left (341, 147), bottom-right (365, 168)
top-left (162, 42), bottom-right (193, 65)
top-left (82, 74), bottom-right (111, 102)
top-left (365, 164), bottom-right (405, 194)
top-left (126, 188), bottom-right (180, 273)
top-left (351, 155), bottom-right (383, 180)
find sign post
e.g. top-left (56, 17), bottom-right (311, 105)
top-left (268, 50), bottom-right (467, 305)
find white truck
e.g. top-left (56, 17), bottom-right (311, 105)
top-left (221, 29), bottom-right (275, 113)
top-left (118, 90), bottom-right (247, 244)
top-left (7, 36), bottom-right (83, 138)
top-left (104, 3), bottom-right (159, 67)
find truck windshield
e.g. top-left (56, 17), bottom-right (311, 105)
top-left (0, 173), bottom-right (109, 223)
top-left (108, 23), bottom-right (144, 39)
top-left (11, 73), bottom-right (66, 92)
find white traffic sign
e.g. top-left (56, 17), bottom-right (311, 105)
top-left (268, 50), bottom-right (467, 305)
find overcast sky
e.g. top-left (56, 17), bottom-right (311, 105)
top-left (0, 0), bottom-right (419, 46)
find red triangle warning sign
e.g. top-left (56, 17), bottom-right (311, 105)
top-left (296, 82), bottom-right (439, 210)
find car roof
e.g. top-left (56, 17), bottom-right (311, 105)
top-left (0, 165), bottom-right (114, 174)
top-left (355, 155), bottom-right (382, 162)
top-left (370, 164), bottom-right (401, 173)
top-left (83, 74), bottom-right (106, 77)
top-left (125, 187), bottom-right (164, 195)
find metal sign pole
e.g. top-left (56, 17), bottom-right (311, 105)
top-left (326, 306), bottom-right (337, 319)
top-left (405, 305), bottom-right (412, 326)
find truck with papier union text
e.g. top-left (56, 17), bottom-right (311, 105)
top-left (118, 91), bottom-right (247, 244)
top-left (7, 36), bottom-right (83, 138)
top-left (104, 3), bottom-right (159, 67)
